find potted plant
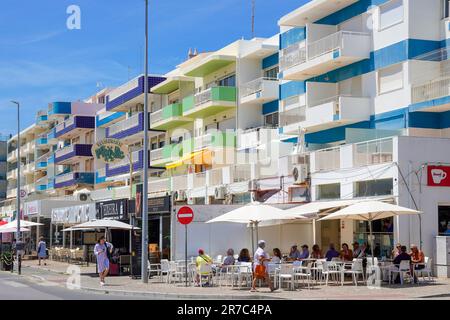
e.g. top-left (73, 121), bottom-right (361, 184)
top-left (1, 252), bottom-right (13, 271)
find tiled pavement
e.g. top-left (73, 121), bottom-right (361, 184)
top-left (15, 260), bottom-right (450, 300)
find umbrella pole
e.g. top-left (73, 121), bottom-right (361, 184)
top-left (251, 223), bottom-right (255, 255)
top-left (256, 221), bottom-right (259, 244)
top-left (369, 220), bottom-right (375, 266)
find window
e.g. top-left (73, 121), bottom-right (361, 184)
top-left (264, 66), bottom-right (279, 79)
top-left (264, 112), bottom-right (279, 127)
top-left (354, 178), bottom-right (393, 197)
top-left (444, 0), bottom-right (450, 19)
top-left (378, 63), bottom-right (403, 94)
top-left (438, 206), bottom-right (450, 235)
top-left (379, 0), bottom-right (404, 30)
top-left (317, 183), bottom-right (340, 200)
top-left (217, 74), bottom-right (236, 87)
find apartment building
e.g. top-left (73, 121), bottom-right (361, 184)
top-left (274, 0), bottom-right (450, 264)
top-left (0, 136), bottom-right (8, 211)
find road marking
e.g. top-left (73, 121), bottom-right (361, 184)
top-left (28, 275), bottom-right (60, 287)
top-left (3, 280), bottom-right (29, 288)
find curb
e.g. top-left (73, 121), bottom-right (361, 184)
top-left (21, 265), bottom-right (287, 300)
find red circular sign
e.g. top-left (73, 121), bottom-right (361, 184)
top-left (177, 206), bottom-right (194, 225)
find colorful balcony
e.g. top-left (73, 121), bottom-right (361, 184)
top-left (36, 161), bottom-right (47, 170)
top-left (95, 168), bottom-right (107, 184)
top-left (150, 103), bottom-right (192, 130)
top-left (106, 150), bottom-right (142, 177)
top-left (193, 132), bottom-right (236, 151)
top-left (47, 127), bottom-right (57, 144)
top-left (54, 172), bottom-right (94, 189)
top-left (55, 116), bottom-right (95, 139)
top-left (48, 102), bottom-right (71, 119)
top-left (182, 86), bottom-right (237, 118)
top-left (36, 110), bottom-right (49, 126)
top-left (280, 31), bottom-right (371, 81)
top-left (183, 54), bottom-right (235, 77)
top-left (240, 78), bottom-right (279, 105)
top-left (150, 144), bottom-right (182, 167)
top-left (151, 75), bottom-right (195, 94)
top-left (105, 75), bottom-right (166, 112)
top-left (36, 137), bottom-right (49, 148)
top-left (96, 111), bottom-right (125, 128)
top-left (54, 144), bottom-right (93, 165)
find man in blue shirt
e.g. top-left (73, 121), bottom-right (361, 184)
top-left (325, 243), bottom-right (340, 261)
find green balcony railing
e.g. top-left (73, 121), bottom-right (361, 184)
top-left (182, 86), bottom-right (236, 114)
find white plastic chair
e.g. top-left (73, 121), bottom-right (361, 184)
top-left (198, 264), bottom-right (214, 287)
top-left (214, 255), bottom-right (223, 264)
top-left (267, 263), bottom-right (279, 288)
top-left (343, 259), bottom-right (365, 286)
top-left (278, 264), bottom-right (295, 290)
top-left (294, 262), bottom-right (312, 289)
top-left (414, 257), bottom-right (433, 282)
top-left (236, 263), bottom-right (252, 289)
top-left (389, 260), bottom-right (413, 285)
top-left (159, 259), bottom-right (170, 283)
top-left (169, 261), bottom-right (183, 283)
top-left (322, 261), bottom-right (343, 286)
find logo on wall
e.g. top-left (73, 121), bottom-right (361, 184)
top-left (92, 138), bottom-right (128, 164)
top-left (427, 165), bottom-right (450, 187)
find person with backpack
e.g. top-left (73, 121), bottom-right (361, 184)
top-left (94, 236), bottom-right (113, 286)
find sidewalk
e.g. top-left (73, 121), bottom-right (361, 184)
top-left (19, 260), bottom-right (450, 300)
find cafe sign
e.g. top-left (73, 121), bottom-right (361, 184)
top-left (428, 165), bottom-right (450, 187)
top-left (92, 138), bottom-right (128, 164)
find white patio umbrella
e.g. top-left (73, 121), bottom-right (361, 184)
top-left (319, 200), bottom-right (422, 264)
top-left (68, 219), bottom-right (137, 230)
top-left (0, 219), bottom-right (43, 230)
top-left (0, 227), bottom-right (30, 233)
top-left (206, 202), bottom-right (300, 253)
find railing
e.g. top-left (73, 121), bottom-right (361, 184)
top-left (208, 167), bottom-right (223, 186)
top-left (314, 147), bottom-right (341, 172)
top-left (279, 42), bottom-right (307, 71)
top-left (172, 174), bottom-right (188, 190)
top-left (232, 164), bottom-right (252, 182)
top-left (108, 113), bottom-right (140, 136)
top-left (194, 134), bottom-right (212, 151)
top-left (36, 151), bottom-right (51, 164)
top-left (55, 145), bottom-right (74, 158)
top-left (148, 178), bottom-right (169, 193)
top-left (279, 105), bottom-right (306, 127)
top-left (307, 31), bottom-right (370, 61)
top-left (353, 137), bottom-right (393, 167)
top-left (108, 150), bottom-right (139, 170)
top-left (55, 172), bottom-right (75, 184)
top-left (150, 147), bottom-right (163, 162)
top-left (55, 122), bottom-right (65, 133)
top-left (411, 76), bottom-right (450, 104)
top-left (240, 77), bottom-right (277, 98)
top-left (194, 88), bottom-right (213, 106)
top-left (107, 77), bottom-right (140, 102)
top-left (150, 109), bottom-right (163, 125)
top-left (193, 172), bottom-right (206, 188)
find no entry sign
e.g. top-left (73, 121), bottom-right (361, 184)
top-left (177, 206), bottom-right (194, 225)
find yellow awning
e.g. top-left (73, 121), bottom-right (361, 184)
top-left (165, 150), bottom-right (213, 169)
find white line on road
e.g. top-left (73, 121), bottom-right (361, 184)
top-left (3, 280), bottom-right (29, 288)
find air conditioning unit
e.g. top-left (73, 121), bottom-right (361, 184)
top-left (175, 190), bottom-right (187, 202)
top-left (248, 179), bottom-right (260, 191)
top-left (76, 193), bottom-right (91, 201)
top-left (214, 186), bottom-right (227, 200)
top-left (292, 164), bottom-right (308, 184)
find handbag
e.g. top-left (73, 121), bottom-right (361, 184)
top-left (254, 264), bottom-right (266, 278)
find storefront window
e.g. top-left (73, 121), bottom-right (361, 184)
top-left (438, 206), bottom-right (450, 235)
top-left (354, 217), bottom-right (394, 258)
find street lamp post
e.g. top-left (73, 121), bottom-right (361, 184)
top-left (11, 100), bottom-right (21, 275)
top-left (141, 0), bottom-right (149, 283)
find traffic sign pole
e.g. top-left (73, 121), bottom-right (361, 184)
top-left (177, 206), bottom-right (194, 287)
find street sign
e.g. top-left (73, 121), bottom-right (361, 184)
top-left (19, 189), bottom-right (27, 199)
top-left (177, 206), bottom-right (194, 225)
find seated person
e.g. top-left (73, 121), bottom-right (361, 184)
top-left (195, 248), bottom-right (213, 286)
top-left (393, 245), bottom-right (412, 283)
top-left (339, 243), bottom-right (353, 261)
top-left (310, 244), bottom-right (323, 259)
top-left (237, 248), bottom-right (251, 263)
top-left (299, 245), bottom-right (310, 260)
top-left (325, 243), bottom-right (340, 261)
top-left (271, 248), bottom-right (282, 264)
top-left (391, 243), bottom-right (402, 259)
top-left (288, 244), bottom-right (301, 260)
top-left (409, 244), bottom-right (425, 270)
top-left (221, 248), bottom-right (235, 271)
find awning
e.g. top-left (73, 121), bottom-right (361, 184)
top-left (284, 197), bottom-right (393, 218)
top-left (165, 149), bottom-right (212, 169)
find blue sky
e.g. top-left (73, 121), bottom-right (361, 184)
top-left (0, 0), bottom-right (308, 135)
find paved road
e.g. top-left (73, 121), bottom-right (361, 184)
top-left (0, 270), bottom-right (145, 300)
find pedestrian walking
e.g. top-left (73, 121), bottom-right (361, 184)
top-left (94, 236), bottom-right (113, 286)
top-left (37, 236), bottom-right (47, 266)
top-left (251, 240), bottom-right (274, 292)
